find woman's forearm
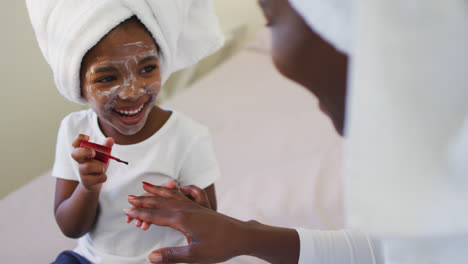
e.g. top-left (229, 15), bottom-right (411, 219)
top-left (239, 220), bottom-right (300, 264)
top-left (239, 224), bottom-right (380, 264)
top-left (55, 183), bottom-right (100, 238)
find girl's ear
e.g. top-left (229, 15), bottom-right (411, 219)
top-left (80, 85), bottom-right (86, 100)
top-left (79, 62), bottom-right (89, 102)
top-left (79, 82), bottom-right (89, 102)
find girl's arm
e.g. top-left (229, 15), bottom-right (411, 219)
top-left (54, 178), bottom-right (100, 238)
top-left (54, 134), bottom-right (114, 238)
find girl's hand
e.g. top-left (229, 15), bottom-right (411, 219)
top-left (126, 181), bottom-right (212, 230)
top-left (144, 181), bottom-right (212, 209)
top-left (71, 134), bottom-right (114, 193)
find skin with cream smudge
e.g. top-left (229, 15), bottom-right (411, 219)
top-left (80, 19), bottom-right (170, 144)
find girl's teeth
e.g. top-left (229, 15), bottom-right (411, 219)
top-left (115, 104), bottom-right (144, 116)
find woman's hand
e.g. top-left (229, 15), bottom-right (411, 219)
top-left (126, 181), bottom-right (212, 230)
top-left (124, 183), bottom-right (300, 264)
top-left (144, 181), bottom-right (212, 209)
top-left (71, 134), bottom-right (114, 193)
top-left (124, 191), bottom-right (249, 263)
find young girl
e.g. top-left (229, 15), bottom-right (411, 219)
top-left (26, 1), bottom-right (224, 263)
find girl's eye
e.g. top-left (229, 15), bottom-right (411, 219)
top-left (141, 65), bottom-right (157, 74)
top-left (96, 76), bottom-right (117, 83)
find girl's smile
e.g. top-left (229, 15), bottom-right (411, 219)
top-left (111, 99), bottom-right (150, 126)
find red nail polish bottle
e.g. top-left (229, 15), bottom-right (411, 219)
top-left (80, 140), bottom-right (112, 164)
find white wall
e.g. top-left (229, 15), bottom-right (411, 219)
top-left (0, 0), bottom-right (264, 198)
top-left (0, 1), bottom-right (84, 198)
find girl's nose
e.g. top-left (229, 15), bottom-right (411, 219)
top-left (118, 79), bottom-right (145, 100)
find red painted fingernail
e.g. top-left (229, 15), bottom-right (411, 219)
top-left (142, 181), bottom-right (153, 187)
top-left (128, 195), bottom-right (136, 199)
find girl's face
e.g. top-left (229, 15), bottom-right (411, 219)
top-left (81, 19), bottom-right (161, 136)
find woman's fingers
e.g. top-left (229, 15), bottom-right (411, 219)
top-left (135, 181), bottom-right (210, 209)
top-left (180, 185), bottom-right (211, 208)
top-left (126, 181), bottom-right (198, 230)
top-left (148, 246), bottom-right (194, 264)
top-left (127, 184), bottom-right (180, 230)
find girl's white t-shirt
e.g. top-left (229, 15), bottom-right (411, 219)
top-left (52, 109), bottom-right (221, 264)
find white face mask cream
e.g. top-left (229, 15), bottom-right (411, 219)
top-left (83, 42), bottom-right (162, 136)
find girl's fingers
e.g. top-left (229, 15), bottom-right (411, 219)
top-left (128, 195), bottom-right (182, 212)
top-left (135, 219), bottom-right (143, 227)
top-left (103, 137), bottom-right (115, 148)
top-left (78, 160), bottom-right (105, 175)
top-left (162, 180), bottom-right (177, 189)
top-left (72, 134), bottom-right (90, 148)
top-left (142, 221), bottom-right (151, 231)
top-left (142, 183), bottom-right (186, 201)
top-left (142, 192), bottom-right (152, 197)
top-left (72, 148), bottom-right (96, 163)
top-left (124, 207), bottom-right (177, 228)
top-left (81, 174), bottom-right (107, 186)
top-left (125, 204), bottom-right (152, 230)
top-left (126, 215), bottom-right (133, 223)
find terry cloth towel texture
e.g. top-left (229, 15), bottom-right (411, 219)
top-left (26, 0), bottom-right (225, 104)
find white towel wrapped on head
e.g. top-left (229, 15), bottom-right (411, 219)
top-left (26, 0), bottom-right (224, 105)
top-left (288, 0), bottom-right (354, 54)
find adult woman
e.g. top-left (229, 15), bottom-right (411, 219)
top-left (124, 0), bottom-right (468, 263)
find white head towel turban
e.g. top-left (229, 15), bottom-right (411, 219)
top-left (26, 0), bottom-right (224, 104)
top-left (288, 0), bottom-right (354, 54)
